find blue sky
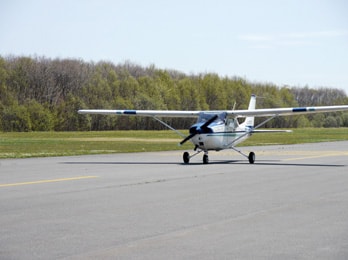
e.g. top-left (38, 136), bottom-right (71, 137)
top-left (1, 0), bottom-right (348, 93)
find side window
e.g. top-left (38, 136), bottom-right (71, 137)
top-left (226, 118), bottom-right (238, 130)
top-left (227, 119), bottom-right (235, 129)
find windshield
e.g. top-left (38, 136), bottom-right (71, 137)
top-left (197, 112), bottom-right (227, 125)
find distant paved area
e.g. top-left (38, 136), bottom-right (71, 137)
top-left (1, 141), bottom-right (348, 259)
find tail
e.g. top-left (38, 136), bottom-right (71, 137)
top-left (241, 94), bottom-right (256, 130)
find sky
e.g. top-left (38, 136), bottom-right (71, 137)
top-left (1, 0), bottom-right (348, 93)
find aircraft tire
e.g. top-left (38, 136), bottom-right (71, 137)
top-left (203, 154), bottom-right (209, 164)
top-left (183, 152), bottom-right (190, 164)
top-left (248, 152), bottom-right (255, 164)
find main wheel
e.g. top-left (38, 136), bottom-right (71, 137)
top-left (203, 154), bottom-right (209, 164)
top-left (183, 152), bottom-right (190, 164)
top-left (248, 152), bottom-right (255, 164)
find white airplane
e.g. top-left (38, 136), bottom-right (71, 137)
top-left (78, 95), bottom-right (348, 164)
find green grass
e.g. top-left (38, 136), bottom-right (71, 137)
top-left (0, 128), bottom-right (347, 159)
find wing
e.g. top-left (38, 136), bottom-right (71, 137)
top-left (228, 105), bottom-right (348, 117)
top-left (78, 109), bottom-right (200, 118)
top-left (79, 105), bottom-right (348, 118)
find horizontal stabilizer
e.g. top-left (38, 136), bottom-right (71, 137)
top-left (252, 129), bottom-right (293, 133)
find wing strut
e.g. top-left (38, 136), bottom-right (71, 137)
top-left (253, 114), bottom-right (279, 129)
top-left (152, 116), bottom-right (186, 138)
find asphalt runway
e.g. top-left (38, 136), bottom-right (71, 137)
top-left (1, 141), bottom-right (348, 259)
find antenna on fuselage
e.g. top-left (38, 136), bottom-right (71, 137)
top-left (232, 101), bottom-right (236, 110)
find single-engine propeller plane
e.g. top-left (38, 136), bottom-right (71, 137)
top-left (78, 95), bottom-right (348, 164)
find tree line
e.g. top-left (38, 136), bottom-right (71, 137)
top-left (0, 55), bottom-right (347, 132)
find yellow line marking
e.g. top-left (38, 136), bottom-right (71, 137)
top-left (0, 176), bottom-right (99, 187)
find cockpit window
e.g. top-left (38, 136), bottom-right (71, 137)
top-left (197, 112), bottom-right (227, 124)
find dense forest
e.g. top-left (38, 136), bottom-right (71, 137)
top-left (0, 55), bottom-right (348, 132)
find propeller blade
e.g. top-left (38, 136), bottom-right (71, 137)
top-left (179, 115), bottom-right (218, 146)
top-left (179, 132), bottom-right (197, 146)
top-left (201, 114), bottom-right (218, 129)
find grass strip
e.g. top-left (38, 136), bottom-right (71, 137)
top-left (0, 128), bottom-right (347, 159)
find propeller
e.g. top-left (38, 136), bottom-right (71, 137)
top-left (179, 114), bottom-right (218, 146)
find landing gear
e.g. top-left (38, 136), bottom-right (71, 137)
top-left (231, 146), bottom-right (256, 164)
top-left (182, 149), bottom-right (209, 164)
top-left (248, 152), bottom-right (255, 164)
top-left (183, 152), bottom-right (190, 164)
top-left (183, 149), bottom-right (255, 164)
top-left (203, 154), bottom-right (209, 164)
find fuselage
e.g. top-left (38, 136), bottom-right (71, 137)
top-left (189, 112), bottom-right (251, 151)
top-left (191, 126), bottom-right (250, 151)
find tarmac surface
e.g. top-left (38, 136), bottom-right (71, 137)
top-left (1, 141), bottom-right (348, 259)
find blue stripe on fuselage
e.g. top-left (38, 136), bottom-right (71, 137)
top-left (206, 132), bottom-right (244, 136)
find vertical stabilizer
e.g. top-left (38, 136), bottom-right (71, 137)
top-left (242, 94), bottom-right (256, 129)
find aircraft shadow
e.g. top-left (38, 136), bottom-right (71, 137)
top-left (63, 161), bottom-right (180, 165)
top-left (213, 160), bottom-right (346, 167)
top-left (63, 160), bottom-right (346, 167)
